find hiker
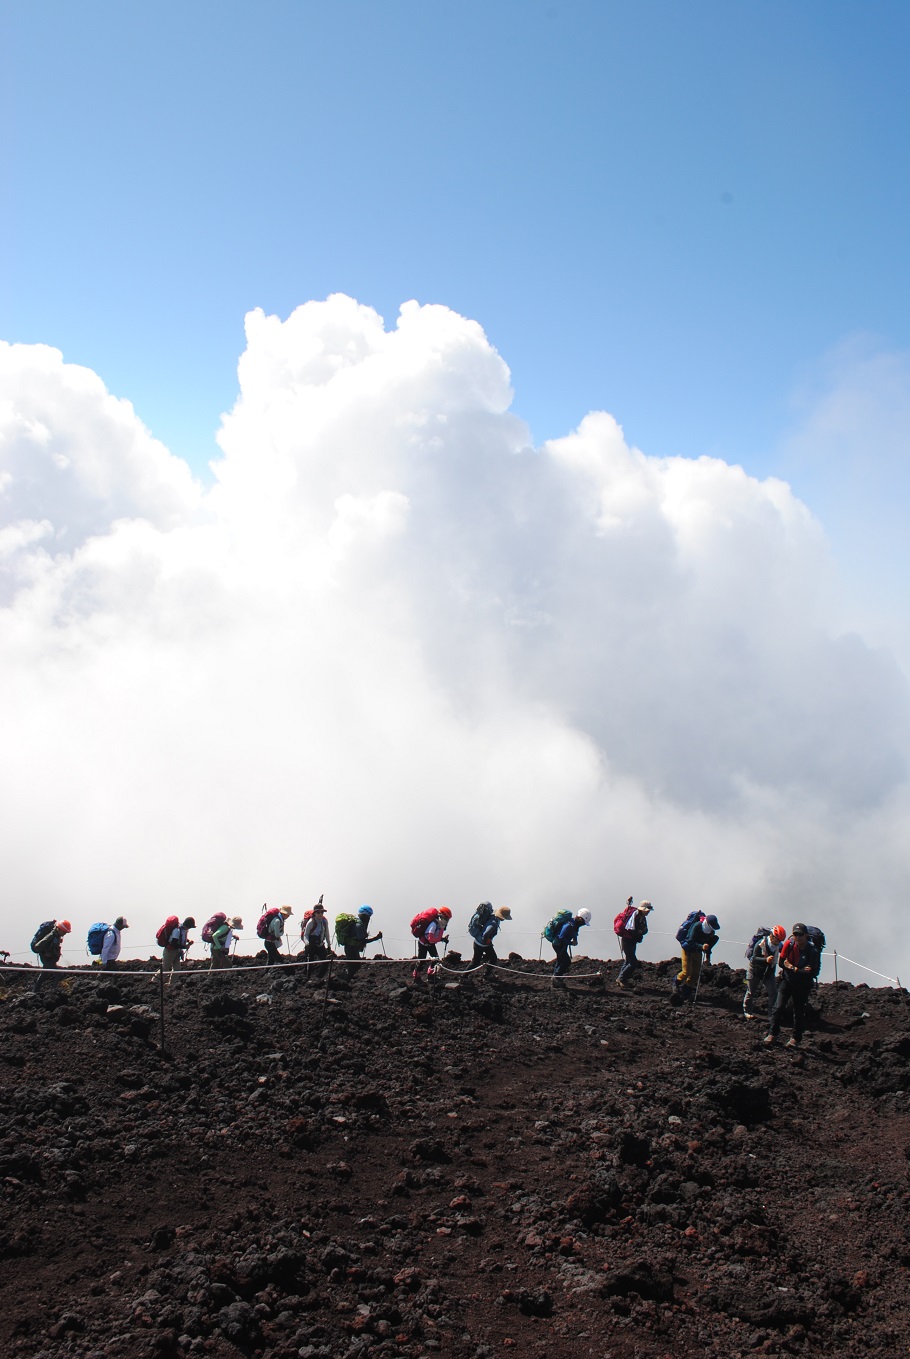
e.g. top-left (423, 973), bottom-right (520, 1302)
top-left (337, 906), bottom-right (383, 978)
top-left (468, 903), bottom-right (511, 968)
top-left (616, 899), bottom-right (652, 989)
top-left (743, 924), bottom-right (786, 1017)
top-left (211, 916), bottom-right (242, 969)
top-left (31, 919), bottom-right (71, 992)
top-left (101, 917), bottom-right (128, 970)
top-left (302, 899), bottom-right (332, 980)
top-left (764, 923), bottom-right (821, 1048)
top-left (549, 909), bottom-right (592, 987)
top-left (162, 917), bottom-right (195, 973)
top-left (259, 904), bottom-right (292, 965)
top-left (411, 907), bottom-right (451, 982)
top-left (673, 912), bottom-right (719, 1000)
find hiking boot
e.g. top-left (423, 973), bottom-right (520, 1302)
top-left (552, 977), bottom-right (566, 990)
top-left (786, 1037), bottom-right (800, 1048)
top-left (763, 1034), bottom-right (776, 1045)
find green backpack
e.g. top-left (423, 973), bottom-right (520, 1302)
top-left (335, 913), bottom-right (357, 945)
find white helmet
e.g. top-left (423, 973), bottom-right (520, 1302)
top-left (577, 909), bottom-right (592, 925)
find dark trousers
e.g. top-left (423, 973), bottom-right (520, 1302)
top-left (471, 942), bottom-right (497, 966)
top-left (343, 942), bottom-right (363, 977)
top-left (264, 940), bottom-right (284, 966)
top-left (552, 943), bottom-right (571, 977)
top-left (305, 943), bottom-right (331, 980)
top-left (769, 971), bottom-right (813, 1040)
top-left (413, 940), bottom-right (440, 979)
top-left (35, 959), bottom-right (60, 992)
top-left (617, 938), bottom-right (640, 983)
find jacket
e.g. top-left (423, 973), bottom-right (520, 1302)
top-left (101, 926), bottom-right (122, 964)
top-left (779, 937), bottom-right (819, 975)
top-left (556, 919), bottom-right (580, 947)
top-left (211, 923), bottom-right (234, 953)
top-left (683, 921), bottom-right (716, 953)
top-left (35, 927), bottom-right (63, 964)
top-left (303, 916), bottom-right (329, 947)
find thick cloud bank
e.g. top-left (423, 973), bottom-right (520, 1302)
top-left (1, 302), bottom-right (908, 979)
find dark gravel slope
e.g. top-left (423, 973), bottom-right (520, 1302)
top-left (1, 956), bottom-right (909, 1359)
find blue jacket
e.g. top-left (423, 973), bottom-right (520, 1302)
top-left (470, 915), bottom-right (500, 945)
top-left (556, 919), bottom-right (580, 947)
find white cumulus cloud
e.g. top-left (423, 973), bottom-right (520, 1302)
top-left (0, 298), bottom-right (908, 984)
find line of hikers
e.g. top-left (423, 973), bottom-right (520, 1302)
top-left (26, 902), bottom-right (826, 1043)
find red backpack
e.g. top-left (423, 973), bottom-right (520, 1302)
top-left (156, 915), bottom-right (180, 947)
top-left (410, 908), bottom-right (439, 939)
top-left (201, 912), bottom-right (227, 943)
top-left (613, 903), bottom-right (636, 937)
top-left (256, 907), bottom-right (280, 939)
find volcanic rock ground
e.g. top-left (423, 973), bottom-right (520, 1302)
top-left (1, 953), bottom-right (909, 1359)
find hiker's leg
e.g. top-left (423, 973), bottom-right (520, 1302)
top-left (618, 940), bottom-right (636, 983)
top-left (791, 981), bottom-right (810, 1042)
top-left (768, 974), bottom-right (791, 1037)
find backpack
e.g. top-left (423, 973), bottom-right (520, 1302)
top-left (676, 910), bottom-right (706, 945)
top-left (30, 920), bottom-right (57, 955)
top-left (335, 913), bottom-right (357, 945)
top-left (543, 909), bottom-right (574, 943)
top-left (805, 926), bottom-right (826, 977)
top-left (614, 904), bottom-right (636, 937)
top-left (201, 912), bottom-right (227, 944)
top-left (468, 902), bottom-right (494, 942)
top-left (257, 907), bottom-right (280, 939)
top-left (411, 908), bottom-right (439, 939)
top-left (156, 915), bottom-right (180, 948)
top-left (87, 922), bottom-right (109, 956)
top-left (745, 927), bottom-right (773, 962)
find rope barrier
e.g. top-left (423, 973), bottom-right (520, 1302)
top-left (2, 941), bottom-right (903, 988)
top-left (825, 953), bottom-right (898, 985)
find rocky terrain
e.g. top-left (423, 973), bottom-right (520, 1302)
top-left (1, 952), bottom-right (909, 1359)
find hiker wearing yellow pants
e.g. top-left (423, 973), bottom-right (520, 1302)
top-left (674, 913), bottom-right (720, 1000)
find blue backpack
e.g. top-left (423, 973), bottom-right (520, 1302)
top-left (468, 902), bottom-right (494, 942)
top-left (675, 910), bottom-right (705, 945)
top-left (87, 922), bottom-right (109, 957)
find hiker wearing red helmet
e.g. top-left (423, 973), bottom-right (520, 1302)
top-left (743, 924), bottom-right (786, 1018)
top-left (411, 907), bottom-right (451, 982)
top-left (31, 918), bottom-right (71, 992)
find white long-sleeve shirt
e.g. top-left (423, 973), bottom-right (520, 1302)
top-left (101, 926), bottom-right (122, 964)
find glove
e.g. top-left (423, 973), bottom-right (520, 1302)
top-left (377, 932), bottom-right (383, 939)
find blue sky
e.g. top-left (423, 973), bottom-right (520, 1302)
top-left (6, 0), bottom-right (910, 488)
top-left (3, 1), bottom-right (910, 976)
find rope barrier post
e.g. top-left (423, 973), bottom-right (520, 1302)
top-left (320, 953), bottom-right (334, 1028)
top-left (158, 964), bottom-right (166, 1054)
top-left (834, 950), bottom-right (838, 984)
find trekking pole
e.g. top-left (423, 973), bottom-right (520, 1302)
top-left (158, 965), bottom-right (166, 1053)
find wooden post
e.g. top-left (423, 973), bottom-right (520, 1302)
top-left (158, 965), bottom-right (166, 1053)
top-left (320, 953), bottom-right (334, 1028)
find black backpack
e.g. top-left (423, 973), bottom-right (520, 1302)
top-left (31, 921), bottom-right (57, 955)
top-left (805, 926), bottom-right (826, 977)
top-left (745, 927), bottom-right (772, 962)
